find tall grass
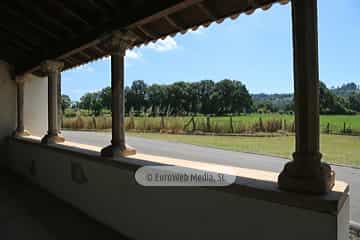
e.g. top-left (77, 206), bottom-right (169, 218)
top-left (62, 115), bottom-right (295, 135)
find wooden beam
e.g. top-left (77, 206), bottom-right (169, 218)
top-left (163, 15), bottom-right (184, 31)
top-left (0, 2), bottom-right (59, 40)
top-left (197, 2), bottom-right (217, 21)
top-left (79, 51), bottom-right (91, 59)
top-left (47, 0), bottom-right (91, 27)
top-left (0, 25), bottom-right (40, 49)
top-left (17, 0), bottom-right (200, 74)
top-left (15, 0), bottom-right (75, 35)
top-left (137, 25), bottom-right (157, 39)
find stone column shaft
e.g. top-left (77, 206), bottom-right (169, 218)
top-left (111, 52), bottom-right (125, 146)
top-left (13, 77), bottom-right (30, 137)
top-left (17, 81), bottom-right (25, 133)
top-left (41, 60), bottom-right (65, 144)
top-left (278, 0), bottom-right (334, 194)
top-left (101, 31), bottom-right (136, 157)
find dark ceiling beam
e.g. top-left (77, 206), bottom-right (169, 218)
top-left (0, 25), bottom-right (41, 50)
top-left (47, 0), bottom-right (91, 27)
top-left (17, 0), bottom-right (200, 74)
top-left (137, 25), bottom-right (157, 39)
top-left (163, 15), bottom-right (184, 31)
top-left (127, 0), bottom-right (204, 28)
top-left (79, 51), bottom-right (91, 59)
top-left (84, 0), bottom-right (109, 14)
top-left (93, 45), bottom-right (106, 55)
top-left (0, 2), bottom-right (60, 40)
top-left (15, 0), bottom-right (75, 35)
top-left (100, 0), bottom-right (117, 9)
top-left (196, 2), bottom-right (217, 21)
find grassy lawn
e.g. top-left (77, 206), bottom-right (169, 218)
top-left (129, 132), bottom-right (360, 167)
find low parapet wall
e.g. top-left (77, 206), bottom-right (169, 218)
top-left (8, 136), bottom-right (350, 240)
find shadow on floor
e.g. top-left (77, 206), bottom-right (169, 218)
top-left (0, 168), bottom-right (131, 240)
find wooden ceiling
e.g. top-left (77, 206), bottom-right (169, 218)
top-left (0, 0), bottom-right (289, 76)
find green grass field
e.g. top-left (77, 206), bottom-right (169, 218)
top-left (129, 132), bottom-right (360, 167)
top-left (63, 113), bottom-right (360, 135)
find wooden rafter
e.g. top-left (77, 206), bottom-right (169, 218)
top-left (15, 0), bottom-right (75, 35)
top-left (164, 15), bottom-right (184, 31)
top-left (196, 2), bottom-right (217, 21)
top-left (47, 0), bottom-right (91, 27)
top-left (0, 2), bottom-right (59, 40)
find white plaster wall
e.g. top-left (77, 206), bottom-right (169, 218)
top-left (23, 74), bottom-right (48, 137)
top-left (9, 141), bottom-right (350, 240)
top-left (0, 61), bottom-right (16, 166)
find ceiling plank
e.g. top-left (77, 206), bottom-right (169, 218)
top-left (47, 0), bottom-right (92, 27)
top-left (163, 15), bottom-right (184, 31)
top-left (196, 2), bottom-right (217, 21)
top-left (17, 0), bottom-right (187, 74)
top-left (137, 25), bottom-right (157, 39)
top-left (15, 0), bottom-right (75, 35)
top-left (0, 2), bottom-right (60, 40)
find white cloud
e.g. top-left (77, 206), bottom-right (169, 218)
top-left (70, 65), bottom-right (95, 73)
top-left (126, 49), bottom-right (141, 59)
top-left (148, 36), bottom-right (178, 52)
top-left (188, 26), bottom-right (206, 35)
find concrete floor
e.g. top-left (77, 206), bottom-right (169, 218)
top-left (0, 168), bottom-right (130, 240)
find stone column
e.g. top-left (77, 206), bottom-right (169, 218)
top-left (41, 60), bottom-right (65, 144)
top-left (278, 0), bottom-right (335, 194)
top-left (101, 31), bottom-right (136, 157)
top-left (13, 76), bottom-right (30, 137)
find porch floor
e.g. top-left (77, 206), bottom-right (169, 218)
top-left (0, 168), bottom-right (129, 240)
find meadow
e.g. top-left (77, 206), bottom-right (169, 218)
top-left (62, 113), bottom-right (360, 167)
top-left (128, 132), bottom-right (360, 167)
top-left (62, 114), bottom-right (360, 135)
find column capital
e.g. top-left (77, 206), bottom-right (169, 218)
top-left (104, 30), bottom-right (137, 55)
top-left (41, 60), bottom-right (64, 74)
top-left (15, 75), bottom-right (26, 84)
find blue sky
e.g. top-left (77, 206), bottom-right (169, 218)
top-left (62, 0), bottom-right (360, 101)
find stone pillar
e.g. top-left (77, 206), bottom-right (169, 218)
top-left (278, 0), bottom-right (335, 194)
top-left (41, 60), bottom-right (65, 144)
top-left (101, 31), bottom-right (136, 157)
top-left (13, 76), bottom-right (30, 137)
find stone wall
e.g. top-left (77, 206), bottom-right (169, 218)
top-left (0, 61), bottom-right (16, 167)
top-left (8, 138), bottom-right (350, 240)
top-left (23, 74), bottom-right (48, 137)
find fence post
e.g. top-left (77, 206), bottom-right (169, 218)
top-left (92, 116), bottom-right (96, 129)
top-left (326, 122), bottom-right (330, 134)
top-left (160, 116), bottom-right (165, 129)
top-left (343, 122), bottom-right (346, 134)
top-left (206, 115), bottom-right (211, 132)
top-left (191, 116), bottom-right (196, 132)
top-left (259, 117), bottom-right (264, 132)
top-left (230, 115), bottom-right (234, 133)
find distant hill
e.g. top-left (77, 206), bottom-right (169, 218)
top-left (252, 82), bottom-right (359, 114)
top-left (330, 82), bottom-right (360, 97)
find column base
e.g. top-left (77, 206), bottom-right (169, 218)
top-left (278, 155), bottom-right (335, 194)
top-left (13, 129), bottom-right (31, 137)
top-left (101, 144), bottom-right (136, 158)
top-left (41, 134), bottom-right (65, 144)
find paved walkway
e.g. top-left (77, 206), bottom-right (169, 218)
top-left (63, 130), bottom-right (360, 222)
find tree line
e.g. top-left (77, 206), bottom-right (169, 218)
top-left (62, 80), bottom-right (360, 116)
top-left (64, 79), bottom-right (253, 116)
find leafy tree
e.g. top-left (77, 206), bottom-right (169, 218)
top-left (349, 92), bottom-right (360, 112)
top-left (126, 80), bottom-right (148, 113)
top-left (319, 81), bottom-right (352, 114)
top-left (61, 95), bottom-right (71, 112)
top-left (100, 87), bottom-right (112, 110)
